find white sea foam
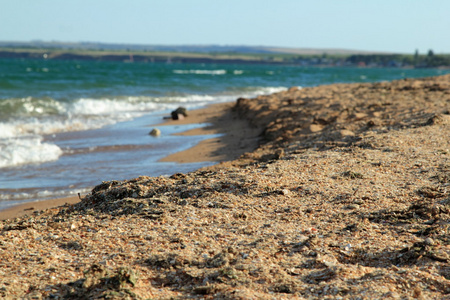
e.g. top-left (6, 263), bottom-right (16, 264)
top-left (3, 87), bottom-right (287, 136)
top-left (0, 117), bottom-right (114, 139)
top-left (0, 187), bottom-right (91, 208)
top-left (70, 98), bottom-right (158, 116)
top-left (173, 69), bottom-right (227, 75)
top-left (157, 87), bottom-right (287, 105)
top-left (0, 136), bottom-right (63, 168)
top-left (250, 86), bottom-right (287, 95)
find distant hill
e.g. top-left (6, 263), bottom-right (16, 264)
top-left (0, 41), bottom-right (386, 55)
top-left (265, 47), bottom-right (390, 55)
top-left (1, 41), bottom-right (447, 68)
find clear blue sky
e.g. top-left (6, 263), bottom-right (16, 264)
top-left (1, 0), bottom-right (449, 54)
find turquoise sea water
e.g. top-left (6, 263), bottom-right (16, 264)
top-left (1, 58), bottom-right (449, 208)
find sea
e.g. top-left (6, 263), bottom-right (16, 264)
top-left (1, 58), bottom-right (449, 209)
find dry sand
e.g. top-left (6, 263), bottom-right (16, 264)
top-left (0, 75), bottom-right (449, 299)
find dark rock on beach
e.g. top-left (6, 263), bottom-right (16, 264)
top-left (170, 106), bottom-right (188, 120)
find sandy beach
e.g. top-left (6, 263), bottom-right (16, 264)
top-left (0, 102), bottom-right (260, 221)
top-left (0, 75), bottom-right (449, 299)
top-left (0, 101), bottom-right (262, 221)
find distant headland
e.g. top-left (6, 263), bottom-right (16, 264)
top-left (1, 41), bottom-right (449, 68)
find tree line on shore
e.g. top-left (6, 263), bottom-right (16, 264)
top-left (286, 50), bottom-right (450, 68)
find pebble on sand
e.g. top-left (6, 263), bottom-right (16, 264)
top-left (149, 128), bottom-right (161, 137)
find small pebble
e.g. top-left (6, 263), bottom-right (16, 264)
top-left (346, 204), bottom-right (360, 210)
top-left (424, 237), bottom-right (434, 245)
top-left (149, 128), bottom-right (161, 137)
top-left (344, 244), bottom-right (352, 251)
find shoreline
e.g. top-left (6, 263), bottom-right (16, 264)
top-left (2, 48), bottom-right (450, 69)
top-left (0, 101), bottom-right (259, 221)
top-left (0, 196), bottom-right (81, 221)
top-left (157, 102), bottom-right (262, 163)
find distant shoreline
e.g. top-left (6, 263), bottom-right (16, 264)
top-left (1, 47), bottom-right (449, 68)
top-left (0, 48), bottom-right (286, 65)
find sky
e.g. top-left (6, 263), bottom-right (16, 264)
top-left (1, 0), bottom-right (449, 54)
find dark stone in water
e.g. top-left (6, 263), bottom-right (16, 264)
top-left (170, 106), bottom-right (188, 120)
top-left (171, 112), bottom-right (184, 120)
top-left (174, 106), bottom-right (188, 116)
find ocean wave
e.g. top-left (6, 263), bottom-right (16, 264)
top-left (0, 86), bottom-right (287, 168)
top-left (0, 136), bottom-right (63, 168)
top-left (0, 87), bottom-right (288, 137)
top-left (1, 85), bottom-right (287, 122)
top-left (173, 69), bottom-right (227, 75)
top-left (70, 97), bottom-right (161, 116)
top-left (248, 86), bottom-right (288, 95)
top-left (0, 116), bottom-right (116, 139)
top-left (0, 97), bottom-right (66, 118)
top-left (0, 187), bottom-right (91, 207)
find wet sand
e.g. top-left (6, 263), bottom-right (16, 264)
top-left (0, 196), bottom-right (81, 221)
top-left (158, 102), bottom-right (261, 163)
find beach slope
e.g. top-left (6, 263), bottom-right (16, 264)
top-left (0, 75), bottom-right (449, 299)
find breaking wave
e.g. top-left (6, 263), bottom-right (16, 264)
top-left (173, 69), bottom-right (227, 75)
top-left (0, 86), bottom-right (287, 168)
